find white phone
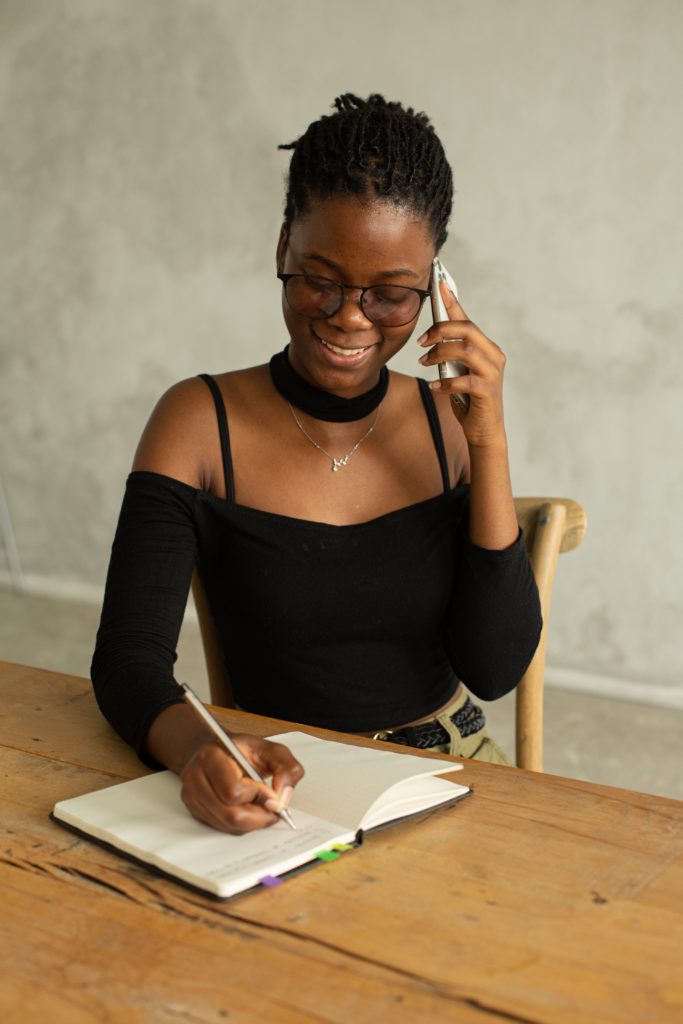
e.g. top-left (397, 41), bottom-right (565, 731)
top-left (430, 257), bottom-right (469, 411)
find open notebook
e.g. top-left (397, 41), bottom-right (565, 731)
top-left (51, 731), bottom-right (471, 900)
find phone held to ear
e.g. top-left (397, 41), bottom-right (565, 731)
top-left (430, 257), bottom-right (469, 411)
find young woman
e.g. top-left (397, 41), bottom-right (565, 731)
top-left (91, 94), bottom-right (541, 834)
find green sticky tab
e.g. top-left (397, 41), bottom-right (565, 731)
top-left (314, 849), bottom-right (340, 861)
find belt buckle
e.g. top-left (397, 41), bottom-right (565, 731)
top-left (372, 729), bottom-right (394, 741)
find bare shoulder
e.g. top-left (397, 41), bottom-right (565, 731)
top-left (389, 371), bottom-right (470, 487)
top-left (209, 364), bottom-right (272, 415)
top-left (132, 367), bottom-right (268, 490)
top-left (431, 390), bottom-right (470, 486)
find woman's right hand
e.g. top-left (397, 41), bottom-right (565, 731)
top-left (179, 733), bottom-right (305, 834)
top-left (145, 704), bottom-right (305, 833)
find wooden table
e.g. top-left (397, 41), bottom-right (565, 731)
top-left (2, 661), bottom-right (682, 1023)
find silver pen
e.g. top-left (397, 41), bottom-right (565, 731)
top-left (180, 683), bottom-right (297, 830)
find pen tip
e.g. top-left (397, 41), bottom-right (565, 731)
top-left (280, 808), bottom-right (297, 830)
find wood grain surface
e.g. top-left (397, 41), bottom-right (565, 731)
top-left (1, 661), bottom-right (682, 1023)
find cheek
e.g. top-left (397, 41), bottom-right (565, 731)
top-left (280, 295), bottom-right (307, 336)
top-left (382, 327), bottom-right (414, 357)
top-left (388, 317), bottom-right (421, 348)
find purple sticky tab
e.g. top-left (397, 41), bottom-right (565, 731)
top-left (260, 875), bottom-right (283, 888)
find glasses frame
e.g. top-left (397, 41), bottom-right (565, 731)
top-left (277, 272), bottom-right (432, 328)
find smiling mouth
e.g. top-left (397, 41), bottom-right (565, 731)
top-left (316, 335), bottom-right (371, 357)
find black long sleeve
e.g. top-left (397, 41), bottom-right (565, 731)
top-left (91, 473), bottom-right (197, 764)
top-left (445, 527), bottom-right (542, 701)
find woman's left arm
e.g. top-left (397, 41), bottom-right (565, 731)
top-left (418, 278), bottom-right (517, 549)
top-left (418, 281), bottom-right (542, 699)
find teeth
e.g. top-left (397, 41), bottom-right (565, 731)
top-left (320, 339), bottom-right (368, 356)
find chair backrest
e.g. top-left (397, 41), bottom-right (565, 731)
top-left (513, 498), bottom-right (587, 772)
top-left (193, 496), bottom-right (588, 773)
top-left (191, 570), bottom-right (235, 708)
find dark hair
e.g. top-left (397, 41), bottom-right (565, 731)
top-left (278, 93), bottom-right (453, 250)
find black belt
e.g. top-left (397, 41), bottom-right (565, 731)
top-left (372, 697), bottom-right (486, 750)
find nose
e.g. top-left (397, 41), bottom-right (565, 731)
top-left (326, 287), bottom-right (375, 331)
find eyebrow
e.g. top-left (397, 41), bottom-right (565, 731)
top-left (299, 252), bottom-right (419, 280)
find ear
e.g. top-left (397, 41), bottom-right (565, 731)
top-left (276, 225), bottom-right (288, 273)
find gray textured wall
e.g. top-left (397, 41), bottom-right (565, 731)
top-left (1, 0), bottom-right (681, 698)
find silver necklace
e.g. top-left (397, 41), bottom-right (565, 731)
top-left (287, 402), bottom-right (382, 472)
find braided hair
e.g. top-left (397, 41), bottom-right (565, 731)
top-left (279, 93), bottom-right (453, 250)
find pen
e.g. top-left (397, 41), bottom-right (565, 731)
top-left (180, 683), bottom-right (297, 830)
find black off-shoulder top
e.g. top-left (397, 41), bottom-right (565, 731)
top-left (91, 376), bottom-right (542, 764)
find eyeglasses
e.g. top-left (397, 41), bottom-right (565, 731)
top-left (277, 273), bottom-right (431, 327)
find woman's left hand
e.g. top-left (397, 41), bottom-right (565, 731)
top-left (417, 280), bottom-right (507, 449)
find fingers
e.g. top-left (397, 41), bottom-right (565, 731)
top-left (179, 739), bottom-right (302, 834)
top-left (417, 299), bottom-right (506, 390)
top-left (233, 735), bottom-right (305, 786)
top-left (418, 317), bottom-right (504, 366)
top-left (419, 283), bottom-right (508, 444)
top-left (232, 734), bottom-right (305, 806)
top-left (180, 743), bottom-right (274, 833)
top-left (439, 277), bottom-right (467, 322)
top-left (419, 338), bottom-right (502, 380)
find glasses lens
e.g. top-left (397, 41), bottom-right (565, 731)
top-left (362, 286), bottom-right (422, 326)
top-left (284, 275), bottom-right (342, 318)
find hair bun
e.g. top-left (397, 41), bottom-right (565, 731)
top-left (278, 93), bottom-right (453, 250)
top-left (333, 93), bottom-right (367, 113)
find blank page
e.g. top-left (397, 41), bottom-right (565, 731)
top-left (269, 732), bottom-right (465, 831)
top-left (53, 771), bottom-right (354, 898)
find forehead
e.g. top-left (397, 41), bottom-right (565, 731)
top-left (286, 196), bottom-right (435, 272)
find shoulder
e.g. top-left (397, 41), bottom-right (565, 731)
top-left (132, 366), bottom-right (269, 490)
top-left (388, 371), bottom-right (470, 487)
top-left (429, 388), bottom-right (470, 486)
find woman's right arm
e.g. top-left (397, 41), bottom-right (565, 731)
top-left (91, 381), bottom-right (303, 832)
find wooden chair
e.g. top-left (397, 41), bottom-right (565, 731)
top-left (514, 498), bottom-right (587, 772)
top-left (192, 495), bottom-right (587, 774)
top-left (191, 570), bottom-right (235, 709)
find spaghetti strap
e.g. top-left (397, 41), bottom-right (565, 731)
top-left (198, 373), bottom-right (235, 502)
top-left (417, 379), bottom-right (450, 493)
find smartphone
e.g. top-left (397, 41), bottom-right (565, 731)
top-left (430, 257), bottom-right (469, 411)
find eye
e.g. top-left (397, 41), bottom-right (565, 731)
top-left (304, 275), bottom-right (339, 298)
top-left (367, 286), bottom-right (413, 308)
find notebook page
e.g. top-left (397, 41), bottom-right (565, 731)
top-left (360, 774), bottom-right (469, 831)
top-left (53, 772), bottom-right (354, 898)
top-left (268, 732), bottom-right (463, 831)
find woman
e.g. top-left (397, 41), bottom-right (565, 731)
top-left (92, 94), bottom-right (541, 834)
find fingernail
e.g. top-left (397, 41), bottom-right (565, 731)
top-left (418, 354), bottom-right (429, 365)
top-left (417, 332), bottom-right (428, 345)
top-left (279, 785), bottom-right (293, 807)
top-left (266, 785), bottom-right (293, 813)
top-left (429, 380), bottom-right (442, 390)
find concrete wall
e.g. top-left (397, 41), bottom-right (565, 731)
top-left (1, 0), bottom-right (682, 704)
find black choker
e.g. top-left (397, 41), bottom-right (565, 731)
top-left (269, 347), bottom-right (389, 422)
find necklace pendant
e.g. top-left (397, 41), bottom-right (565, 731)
top-left (287, 399), bottom-right (383, 475)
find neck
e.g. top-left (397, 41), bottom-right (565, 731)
top-left (269, 346), bottom-right (389, 423)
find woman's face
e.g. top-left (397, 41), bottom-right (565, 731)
top-left (277, 195), bottom-right (435, 397)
